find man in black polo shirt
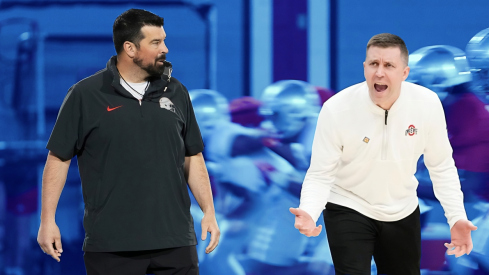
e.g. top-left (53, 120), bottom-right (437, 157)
top-left (37, 9), bottom-right (220, 275)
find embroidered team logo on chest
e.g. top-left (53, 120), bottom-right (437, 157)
top-left (405, 125), bottom-right (418, 136)
top-left (159, 97), bottom-right (176, 113)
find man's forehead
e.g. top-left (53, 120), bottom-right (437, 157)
top-left (141, 25), bottom-right (166, 38)
top-left (366, 46), bottom-right (402, 61)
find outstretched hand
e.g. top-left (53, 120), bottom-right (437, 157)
top-left (445, 219), bottom-right (477, 258)
top-left (289, 207), bottom-right (322, 237)
top-left (201, 214), bottom-right (220, 254)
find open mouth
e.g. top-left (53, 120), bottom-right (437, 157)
top-left (374, 83), bottom-right (388, 92)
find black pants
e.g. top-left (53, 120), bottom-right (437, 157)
top-left (84, 246), bottom-right (199, 275)
top-left (323, 203), bottom-right (421, 275)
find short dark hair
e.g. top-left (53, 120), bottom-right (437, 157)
top-left (366, 33), bottom-right (409, 65)
top-left (113, 9), bottom-right (164, 54)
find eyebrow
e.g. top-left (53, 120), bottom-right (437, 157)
top-left (368, 59), bottom-right (395, 64)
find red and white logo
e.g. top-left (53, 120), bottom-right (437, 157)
top-left (405, 125), bottom-right (418, 136)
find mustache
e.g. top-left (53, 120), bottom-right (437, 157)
top-left (156, 55), bottom-right (166, 62)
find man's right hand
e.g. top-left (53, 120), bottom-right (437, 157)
top-left (37, 221), bottom-right (63, 262)
top-left (289, 207), bottom-right (322, 237)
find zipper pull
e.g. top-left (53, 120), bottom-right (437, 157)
top-left (385, 110), bottom-right (388, 125)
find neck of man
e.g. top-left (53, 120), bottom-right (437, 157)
top-left (371, 93), bottom-right (399, 111)
top-left (376, 102), bottom-right (393, 111)
top-left (116, 56), bottom-right (149, 83)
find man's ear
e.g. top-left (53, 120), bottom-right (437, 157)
top-left (123, 41), bottom-right (136, 58)
top-left (402, 66), bottom-right (410, 81)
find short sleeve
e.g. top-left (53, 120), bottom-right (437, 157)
top-left (182, 86), bottom-right (204, 156)
top-left (46, 86), bottom-right (83, 161)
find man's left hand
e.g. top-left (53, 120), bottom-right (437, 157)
top-left (445, 219), bottom-right (477, 258)
top-left (201, 214), bottom-right (220, 254)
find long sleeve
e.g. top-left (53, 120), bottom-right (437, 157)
top-left (423, 96), bottom-right (467, 229)
top-left (299, 104), bottom-right (343, 222)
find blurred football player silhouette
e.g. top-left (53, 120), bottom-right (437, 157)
top-left (189, 89), bottom-right (230, 157)
top-left (465, 29), bottom-right (489, 274)
top-left (190, 89), bottom-right (332, 274)
top-left (467, 27), bottom-right (489, 104)
top-left (408, 44), bottom-right (489, 274)
top-left (233, 81), bottom-right (335, 275)
top-left (408, 45), bottom-right (489, 201)
top-left (407, 46), bottom-right (472, 204)
top-left (190, 89), bottom-right (296, 274)
top-left (259, 80), bottom-right (321, 172)
top-left (407, 45), bottom-right (472, 101)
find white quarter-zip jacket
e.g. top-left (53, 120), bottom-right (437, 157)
top-left (299, 81), bottom-right (467, 229)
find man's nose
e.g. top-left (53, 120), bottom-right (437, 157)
top-left (375, 66), bottom-right (385, 77)
top-left (161, 42), bottom-right (168, 54)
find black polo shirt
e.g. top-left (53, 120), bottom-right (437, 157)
top-left (47, 56), bottom-right (204, 252)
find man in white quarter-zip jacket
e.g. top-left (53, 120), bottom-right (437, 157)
top-left (290, 33), bottom-right (477, 275)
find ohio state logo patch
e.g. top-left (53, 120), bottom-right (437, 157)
top-left (405, 125), bottom-right (418, 136)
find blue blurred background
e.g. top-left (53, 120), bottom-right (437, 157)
top-left (0, 0), bottom-right (488, 274)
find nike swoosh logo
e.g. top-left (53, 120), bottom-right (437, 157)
top-left (107, 105), bottom-right (122, 112)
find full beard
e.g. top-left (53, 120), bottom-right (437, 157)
top-left (133, 55), bottom-right (166, 78)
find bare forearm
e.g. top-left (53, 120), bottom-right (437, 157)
top-left (185, 153), bottom-right (215, 215)
top-left (40, 151), bottom-right (71, 223)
